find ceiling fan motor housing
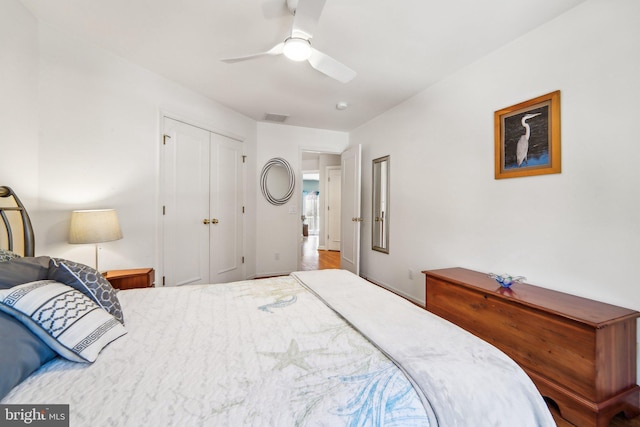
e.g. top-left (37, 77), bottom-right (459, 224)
top-left (286, 0), bottom-right (298, 15)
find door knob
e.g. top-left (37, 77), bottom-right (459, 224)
top-left (203, 219), bottom-right (210, 225)
top-left (211, 218), bottom-right (219, 224)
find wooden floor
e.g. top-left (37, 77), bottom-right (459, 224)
top-left (299, 236), bottom-right (640, 427)
top-left (300, 235), bottom-right (340, 270)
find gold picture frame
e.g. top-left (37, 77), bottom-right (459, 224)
top-left (494, 90), bottom-right (561, 179)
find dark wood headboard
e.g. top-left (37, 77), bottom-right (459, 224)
top-left (0, 186), bottom-right (35, 256)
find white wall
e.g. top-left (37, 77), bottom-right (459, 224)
top-left (0, 3), bottom-right (258, 278)
top-left (0, 0), bottom-right (39, 209)
top-left (256, 122), bottom-right (348, 276)
top-left (352, 0), bottom-right (640, 378)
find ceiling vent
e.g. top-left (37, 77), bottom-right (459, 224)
top-left (264, 113), bottom-right (289, 123)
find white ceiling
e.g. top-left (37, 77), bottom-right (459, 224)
top-left (20, 0), bottom-right (586, 131)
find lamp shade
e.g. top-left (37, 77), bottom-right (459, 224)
top-left (69, 209), bottom-right (123, 244)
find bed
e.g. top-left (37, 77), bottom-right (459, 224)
top-left (0, 185), bottom-right (556, 426)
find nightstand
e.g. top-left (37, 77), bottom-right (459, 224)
top-left (104, 268), bottom-right (155, 290)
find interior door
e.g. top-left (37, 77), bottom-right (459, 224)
top-left (340, 144), bottom-right (362, 274)
top-left (325, 166), bottom-right (341, 251)
top-left (162, 117), bottom-right (210, 286)
top-left (209, 132), bottom-right (243, 283)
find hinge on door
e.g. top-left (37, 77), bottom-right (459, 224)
top-left (242, 256), bottom-right (245, 264)
top-left (242, 206), bottom-right (245, 213)
top-left (163, 134), bottom-right (171, 145)
top-left (327, 205), bottom-right (330, 211)
top-left (242, 155), bottom-right (247, 163)
top-left (162, 205), bottom-right (166, 215)
top-left (162, 276), bottom-right (165, 286)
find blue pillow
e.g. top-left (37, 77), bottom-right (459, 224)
top-left (48, 258), bottom-right (124, 324)
top-left (0, 310), bottom-right (56, 399)
top-left (0, 256), bottom-right (51, 289)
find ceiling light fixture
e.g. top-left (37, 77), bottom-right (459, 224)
top-left (336, 102), bottom-right (349, 110)
top-left (282, 37), bottom-right (312, 62)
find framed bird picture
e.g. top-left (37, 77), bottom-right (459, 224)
top-left (494, 90), bottom-right (561, 179)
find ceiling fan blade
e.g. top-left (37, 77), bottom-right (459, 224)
top-left (308, 48), bottom-right (356, 83)
top-left (220, 43), bottom-right (284, 63)
top-left (291, 0), bottom-right (327, 39)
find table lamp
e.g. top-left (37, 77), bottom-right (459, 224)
top-left (69, 209), bottom-right (123, 271)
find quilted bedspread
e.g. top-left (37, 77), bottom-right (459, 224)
top-left (292, 270), bottom-right (555, 427)
top-left (2, 274), bottom-right (431, 426)
top-left (2, 270), bottom-right (554, 426)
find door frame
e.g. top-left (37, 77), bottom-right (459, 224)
top-left (158, 110), bottom-right (246, 286)
top-left (297, 148), bottom-right (342, 270)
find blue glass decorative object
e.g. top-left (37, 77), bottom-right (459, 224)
top-left (488, 273), bottom-right (525, 288)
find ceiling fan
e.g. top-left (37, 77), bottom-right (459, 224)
top-left (220, 0), bottom-right (356, 83)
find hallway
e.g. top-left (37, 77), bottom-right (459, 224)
top-left (300, 235), bottom-right (340, 270)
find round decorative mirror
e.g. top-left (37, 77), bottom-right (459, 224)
top-left (260, 157), bottom-right (295, 205)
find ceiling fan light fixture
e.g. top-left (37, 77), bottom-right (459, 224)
top-left (283, 37), bottom-right (311, 62)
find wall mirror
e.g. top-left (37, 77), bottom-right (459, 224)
top-left (372, 155), bottom-right (390, 253)
top-left (261, 157), bottom-right (295, 205)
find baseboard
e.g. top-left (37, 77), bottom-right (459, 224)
top-left (362, 275), bottom-right (423, 306)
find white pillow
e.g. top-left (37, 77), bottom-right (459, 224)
top-left (0, 280), bottom-right (127, 363)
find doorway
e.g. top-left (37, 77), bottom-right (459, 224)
top-left (300, 151), bottom-right (341, 270)
top-left (298, 146), bottom-right (361, 273)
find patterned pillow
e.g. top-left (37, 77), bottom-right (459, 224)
top-left (0, 249), bottom-right (22, 262)
top-left (48, 258), bottom-right (124, 324)
top-left (0, 280), bottom-right (126, 363)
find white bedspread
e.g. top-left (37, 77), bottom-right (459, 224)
top-left (292, 269), bottom-right (555, 427)
top-left (3, 274), bottom-right (430, 426)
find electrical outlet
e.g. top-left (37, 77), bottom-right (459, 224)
top-left (274, 252), bottom-right (279, 261)
top-left (408, 269), bottom-right (414, 280)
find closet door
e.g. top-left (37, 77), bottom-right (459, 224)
top-left (162, 118), bottom-right (211, 286)
top-left (209, 132), bottom-right (243, 283)
top-left (162, 118), bottom-right (244, 286)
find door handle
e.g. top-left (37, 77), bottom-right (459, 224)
top-left (352, 217), bottom-right (363, 222)
top-left (211, 218), bottom-right (219, 224)
top-left (203, 219), bottom-right (210, 225)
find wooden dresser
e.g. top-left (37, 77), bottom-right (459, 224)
top-left (422, 267), bottom-right (639, 427)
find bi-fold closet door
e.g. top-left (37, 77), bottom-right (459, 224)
top-left (162, 117), bottom-right (244, 286)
